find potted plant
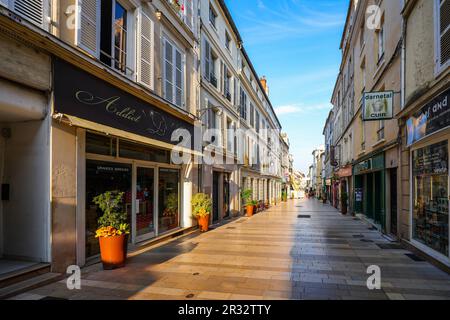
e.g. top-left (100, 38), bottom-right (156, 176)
top-left (163, 193), bottom-right (178, 228)
top-left (93, 191), bottom-right (130, 270)
top-left (241, 189), bottom-right (254, 216)
top-left (340, 191), bottom-right (348, 215)
top-left (251, 199), bottom-right (259, 215)
top-left (191, 193), bottom-right (212, 232)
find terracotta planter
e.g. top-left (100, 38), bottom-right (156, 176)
top-left (246, 205), bottom-right (254, 217)
top-left (197, 214), bottom-right (210, 232)
top-left (99, 234), bottom-right (126, 270)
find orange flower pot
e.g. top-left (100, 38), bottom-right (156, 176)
top-left (246, 205), bottom-right (254, 217)
top-left (198, 214), bottom-right (210, 232)
top-left (99, 234), bottom-right (126, 270)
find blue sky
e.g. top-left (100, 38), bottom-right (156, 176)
top-left (225, 0), bottom-right (348, 173)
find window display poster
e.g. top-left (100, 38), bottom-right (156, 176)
top-left (412, 140), bottom-right (448, 176)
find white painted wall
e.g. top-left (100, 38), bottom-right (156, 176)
top-left (2, 119), bottom-right (50, 262)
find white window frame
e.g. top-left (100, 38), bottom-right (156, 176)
top-left (162, 35), bottom-right (186, 109)
top-left (434, 0), bottom-right (450, 76)
top-left (111, 0), bottom-right (134, 75)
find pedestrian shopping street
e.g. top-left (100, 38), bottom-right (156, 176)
top-left (12, 199), bottom-right (450, 300)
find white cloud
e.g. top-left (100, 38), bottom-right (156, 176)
top-left (275, 103), bottom-right (331, 116)
top-left (257, 0), bottom-right (266, 10)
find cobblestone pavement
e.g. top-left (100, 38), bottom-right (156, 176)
top-left (11, 199), bottom-right (450, 300)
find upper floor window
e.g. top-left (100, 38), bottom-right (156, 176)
top-left (223, 65), bottom-right (232, 101)
top-left (163, 36), bottom-right (185, 108)
top-left (203, 39), bottom-right (218, 88)
top-left (167, 0), bottom-right (194, 29)
top-left (240, 87), bottom-right (247, 120)
top-left (377, 17), bottom-right (385, 62)
top-left (436, 0), bottom-right (450, 73)
top-left (98, 1), bottom-right (134, 75)
top-left (209, 3), bottom-right (217, 28)
top-left (250, 103), bottom-right (255, 127)
top-left (225, 32), bottom-right (231, 51)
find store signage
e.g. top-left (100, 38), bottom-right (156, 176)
top-left (53, 59), bottom-right (194, 149)
top-left (355, 188), bottom-right (363, 202)
top-left (337, 166), bottom-right (352, 178)
top-left (326, 179), bottom-right (332, 186)
top-left (363, 91), bottom-right (394, 121)
top-left (354, 159), bottom-right (372, 174)
top-left (406, 89), bottom-right (450, 146)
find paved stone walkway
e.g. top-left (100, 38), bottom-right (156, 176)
top-left (11, 199), bottom-right (450, 300)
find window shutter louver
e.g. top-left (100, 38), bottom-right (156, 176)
top-left (185, 0), bottom-right (193, 30)
top-left (204, 40), bottom-right (210, 80)
top-left (163, 39), bottom-right (174, 103)
top-left (77, 0), bottom-right (100, 57)
top-left (137, 10), bottom-right (154, 90)
top-left (175, 47), bottom-right (183, 108)
top-left (439, 0), bottom-right (450, 67)
top-left (11, 0), bottom-right (45, 28)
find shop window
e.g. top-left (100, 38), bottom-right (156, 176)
top-left (158, 168), bottom-right (180, 234)
top-left (86, 132), bottom-right (117, 157)
top-left (119, 139), bottom-right (170, 163)
top-left (412, 140), bottom-right (449, 257)
top-left (85, 160), bottom-right (132, 258)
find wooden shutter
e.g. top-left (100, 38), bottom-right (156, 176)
top-left (163, 39), bottom-right (174, 103)
top-left (76, 0), bottom-right (100, 57)
top-left (137, 10), bottom-right (154, 90)
top-left (439, 0), bottom-right (450, 68)
top-left (11, 0), bottom-right (46, 28)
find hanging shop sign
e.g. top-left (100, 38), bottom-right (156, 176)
top-left (363, 91), bottom-right (394, 121)
top-left (53, 59), bottom-right (194, 149)
top-left (406, 88), bottom-right (450, 146)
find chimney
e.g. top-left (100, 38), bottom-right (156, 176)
top-left (260, 76), bottom-right (269, 96)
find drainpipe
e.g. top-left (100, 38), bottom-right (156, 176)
top-left (401, 0), bottom-right (406, 109)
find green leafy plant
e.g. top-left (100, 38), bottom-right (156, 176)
top-left (191, 193), bottom-right (212, 218)
top-left (93, 191), bottom-right (130, 235)
top-left (241, 189), bottom-right (253, 206)
top-left (163, 193), bottom-right (178, 216)
top-left (251, 200), bottom-right (259, 206)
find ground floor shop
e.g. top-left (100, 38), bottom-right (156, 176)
top-left (400, 86), bottom-right (450, 266)
top-left (241, 172), bottom-right (282, 211)
top-left (50, 58), bottom-right (197, 271)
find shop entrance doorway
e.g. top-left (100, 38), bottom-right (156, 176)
top-left (390, 169), bottom-right (398, 236)
top-left (212, 171), bottom-right (220, 223)
top-left (223, 173), bottom-right (230, 218)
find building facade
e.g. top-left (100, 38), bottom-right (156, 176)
top-left (397, 0), bottom-right (450, 267)
top-left (0, 0), bottom-right (287, 277)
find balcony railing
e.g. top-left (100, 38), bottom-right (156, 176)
top-left (225, 90), bottom-right (231, 102)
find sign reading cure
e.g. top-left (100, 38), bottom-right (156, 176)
top-left (53, 59), bottom-right (194, 149)
top-left (363, 91), bottom-right (394, 121)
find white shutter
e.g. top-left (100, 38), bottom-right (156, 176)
top-left (204, 39), bottom-right (210, 80)
top-left (184, 0), bottom-right (193, 30)
top-left (174, 47), bottom-right (183, 108)
top-left (163, 39), bottom-right (174, 103)
top-left (76, 0), bottom-right (100, 57)
top-left (439, 0), bottom-right (450, 68)
top-left (0, 0), bottom-right (7, 7)
top-left (11, 0), bottom-right (45, 28)
top-left (137, 10), bottom-right (154, 90)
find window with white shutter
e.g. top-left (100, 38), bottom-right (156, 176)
top-left (184, 0), bottom-right (193, 30)
top-left (76, 0), bottom-right (100, 57)
top-left (163, 37), bottom-right (185, 108)
top-left (137, 10), bottom-right (154, 90)
top-left (436, 0), bottom-right (450, 73)
top-left (10, 0), bottom-right (47, 29)
top-left (204, 39), bottom-right (211, 81)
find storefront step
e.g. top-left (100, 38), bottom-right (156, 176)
top-left (0, 272), bottom-right (62, 300)
top-left (0, 263), bottom-right (52, 289)
top-left (400, 240), bottom-right (450, 275)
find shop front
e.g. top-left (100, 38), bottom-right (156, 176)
top-left (336, 165), bottom-right (352, 214)
top-left (353, 153), bottom-right (386, 230)
top-left (405, 88), bottom-right (450, 264)
top-left (52, 59), bottom-right (196, 267)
